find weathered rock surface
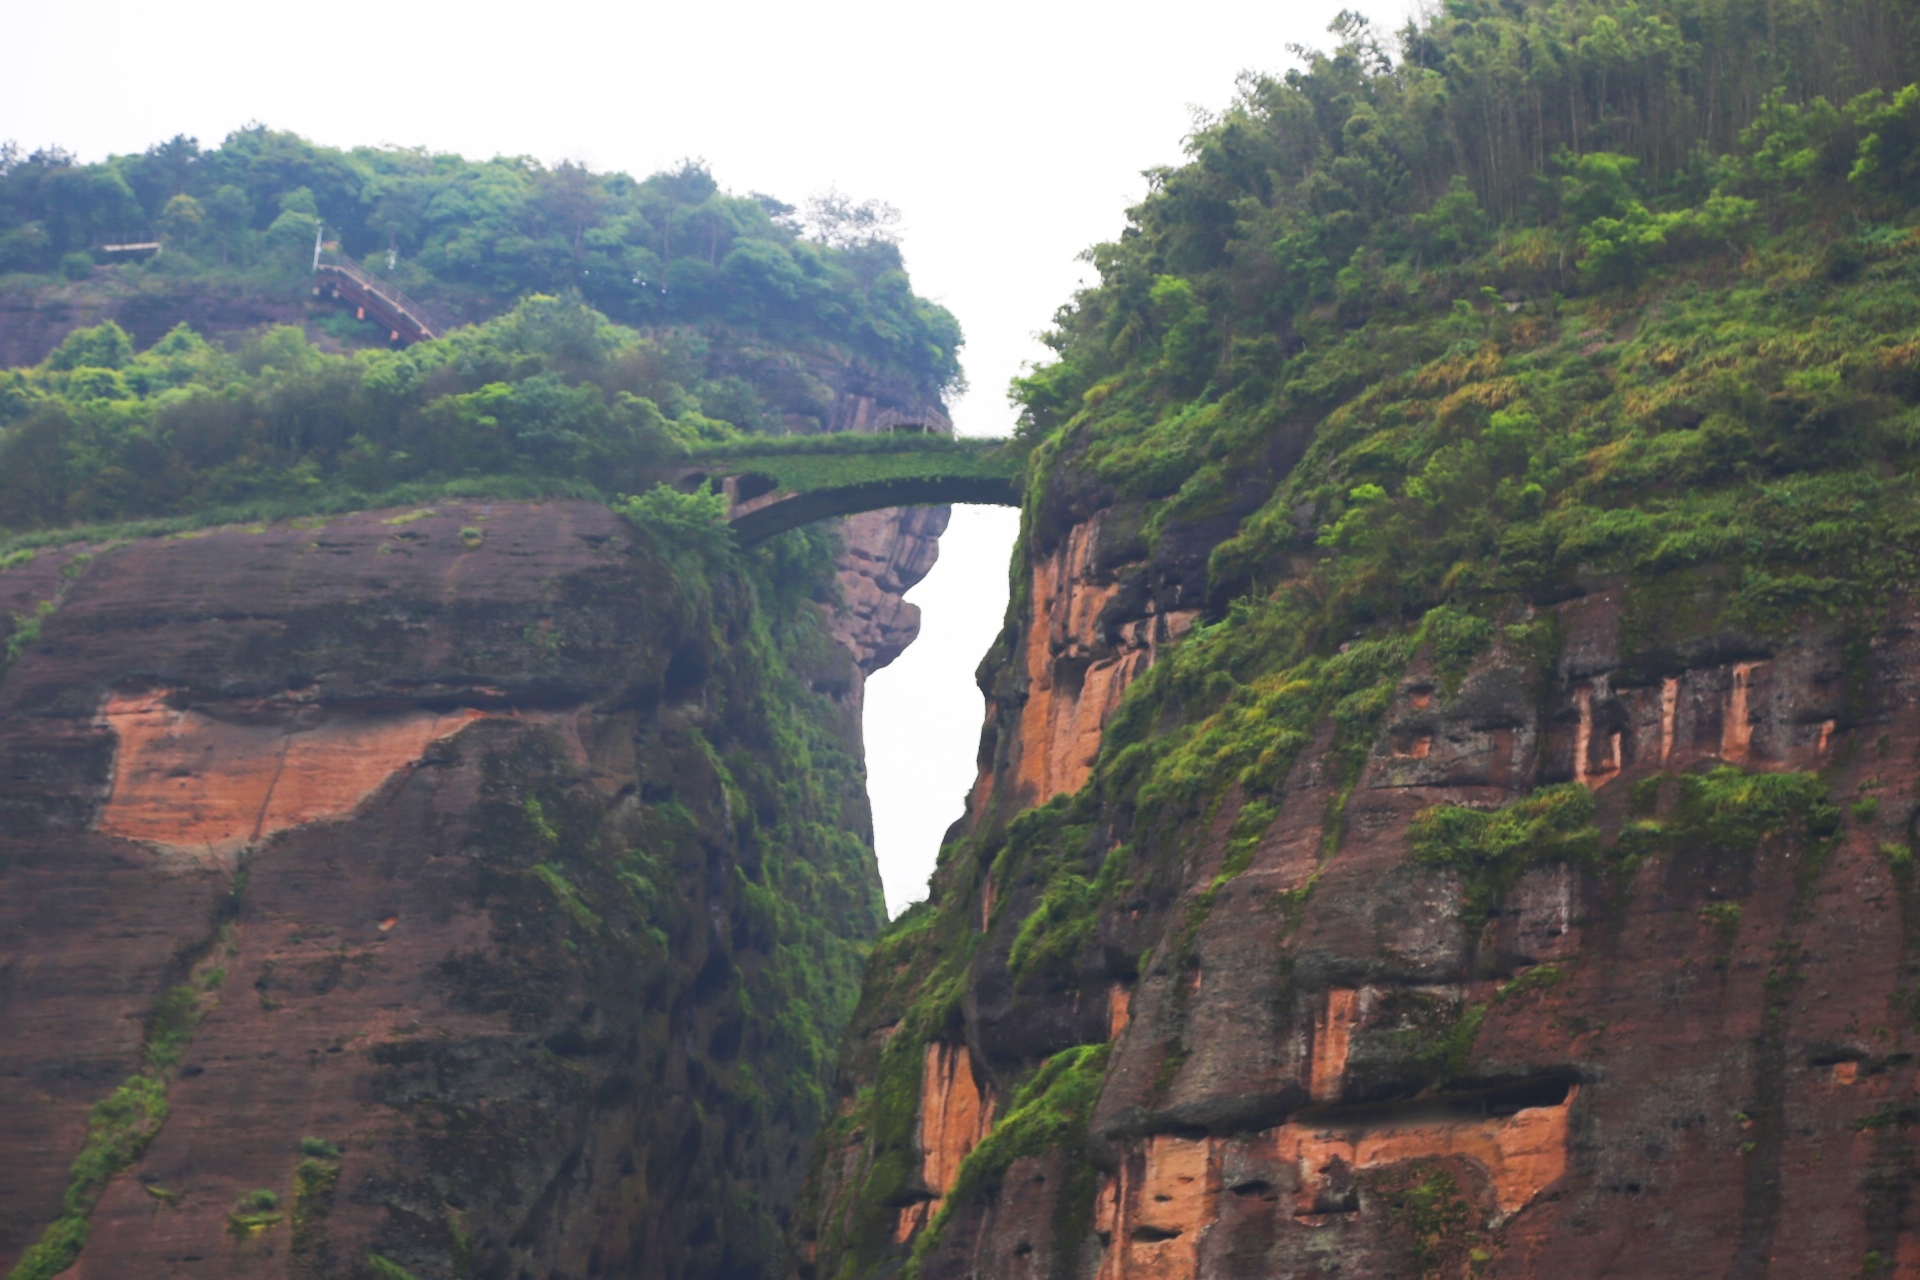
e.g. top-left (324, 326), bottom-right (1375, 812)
top-left (800, 462), bottom-right (1920, 1278)
top-left (829, 506), bottom-right (949, 692)
top-left (0, 273), bottom-right (315, 367)
top-left (0, 497), bottom-right (936, 1279)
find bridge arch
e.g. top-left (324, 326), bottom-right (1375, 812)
top-left (668, 437), bottom-right (1025, 546)
top-left (725, 474), bottom-right (1020, 545)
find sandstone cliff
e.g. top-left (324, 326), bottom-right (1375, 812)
top-left (798, 439), bottom-right (1920, 1280)
top-left (0, 496), bottom-right (938, 1280)
top-left (787, 0), bottom-right (1920, 1266)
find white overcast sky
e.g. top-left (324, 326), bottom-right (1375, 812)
top-left (6, 0), bottom-right (1391, 915)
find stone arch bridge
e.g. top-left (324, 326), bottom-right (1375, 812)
top-left (668, 437), bottom-right (1024, 546)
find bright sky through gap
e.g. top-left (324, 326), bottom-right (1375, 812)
top-left (865, 506), bottom-right (1020, 917)
top-left (5, 0), bottom-right (1389, 913)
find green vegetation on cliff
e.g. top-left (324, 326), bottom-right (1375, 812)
top-left (8, 966), bottom-right (213, 1279)
top-left (975, 0), bottom-right (1920, 1008)
top-left (0, 122), bottom-right (955, 1280)
top-left (1004, 0), bottom-right (1920, 992)
top-left (358, 494), bottom-right (889, 1278)
top-left (0, 299), bottom-right (704, 531)
top-left (805, 0), bottom-right (1920, 1273)
top-left (3, 489), bottom-right (887, 1280)
top-left (0, 295), bottom-right (989, 539)
top-left (0, 133), bottom-right (960, 398)
top-left (0, 135), bottom-right (964, 540)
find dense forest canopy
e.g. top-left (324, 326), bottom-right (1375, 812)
top-left (1018, 0), bottom-right (1920, 442)
top-left (0, 299), bottom-right (803, 533)
top-left (0, 131), bottom-right (966, 538)
top-left (0, 130), bottom-right (961, 400)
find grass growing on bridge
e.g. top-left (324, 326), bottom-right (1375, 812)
top-left (680, 435), bottom-right (1022, 493)
top-left (685, 432), bottom-right (1003, 458)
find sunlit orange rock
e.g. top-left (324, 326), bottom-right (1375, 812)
top-left (896, 1041), bottom-right (995, 1241)
top-left (1012, 515), bottom-right (1195, 806)
top-left (1308, 989), bottom-right (1358, 1103)
top-left (1095, 1134), bottom-right (1220, 1280)
top-left (1276, 1089), bottom-right (1575, 1220)
top-left (97, 689), bottom-right (487, 867)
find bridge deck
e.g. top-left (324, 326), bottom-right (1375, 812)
top-left (728, 474), bottom-right (1019, 545)
top-left (669, 437), bottom-right (1024, 544)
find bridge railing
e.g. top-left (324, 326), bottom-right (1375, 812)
top-left (314, 254), bottom-right (446, 342)
top-left (727, 473), bottom-right (1022, 545)
top-left (682, 432), bottom-right (1002, 458)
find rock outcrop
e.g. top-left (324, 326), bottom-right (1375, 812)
top-left (0, 274), bottom-right (314, 368)
top-left (0, 497), bottom-right (936, 1279)
top-left (829, 506), bottom-right (949, 696)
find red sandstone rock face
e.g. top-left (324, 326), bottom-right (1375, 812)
top-left (894, 1042), bottom-right (996, 1242)
top-left (96, 689), bottom-right (496, 867)
top-left (999, 512), bottom-right (1198, 809)
top-left (806, 484), bottom-right (1920, 1279)
top-left (0, 499), bottom-right (919, 1279)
